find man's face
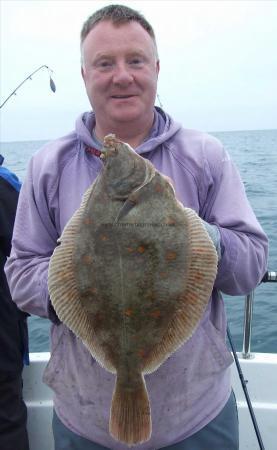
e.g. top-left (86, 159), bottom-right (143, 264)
top-left (81, 20), bottom-right (159, 132)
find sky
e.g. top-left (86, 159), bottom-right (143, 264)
top-left (0, 0), bottom-right (276, 142)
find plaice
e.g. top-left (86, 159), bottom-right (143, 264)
top-left (48, 134), bottom-right (218, 446)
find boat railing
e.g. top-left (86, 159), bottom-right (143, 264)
top-left (242, 271), bottom-right (277, 359)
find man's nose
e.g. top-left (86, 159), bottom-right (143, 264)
top-left (112, 63), bottom-right (133, 85)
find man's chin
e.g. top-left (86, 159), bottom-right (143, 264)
top-left (109, 110), bottom-right (143, 124)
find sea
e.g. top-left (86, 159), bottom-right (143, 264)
top-left (0, 129), bottom-right (276, 354)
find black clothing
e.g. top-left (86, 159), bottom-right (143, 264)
top-left (0, 176), bottom-right (28, 373)
top-left (0, 372), bottom-right (29, 450)
top-left (0, 167), bottom-right (29, 450)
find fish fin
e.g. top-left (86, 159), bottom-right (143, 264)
top-left (109, 373), bottom-right (151, 446)
top-left (114, 166), bottom-right (156, 222)
top-left (48, 183), bottom-right (115, 372)
top-left (143, 207), bottom-right (218, 374)
top-left (115, 199), bottom-right (137, 221)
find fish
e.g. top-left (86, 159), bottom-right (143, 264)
top-left (48, 134), bottom-right (218, 446)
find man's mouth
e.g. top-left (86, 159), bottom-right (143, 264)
top-left (111, 95), bottom-right (136, 99)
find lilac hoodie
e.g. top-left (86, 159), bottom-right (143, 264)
top-left (5, 108), bottom-right (268, 449)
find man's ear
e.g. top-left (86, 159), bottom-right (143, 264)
top-left (81, 66), bottom-right (85, 81)
top-left (156, 60), bottom-right (160, 77)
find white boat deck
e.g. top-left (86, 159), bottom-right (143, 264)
top-left (23, 351), bottom-right (277, 450)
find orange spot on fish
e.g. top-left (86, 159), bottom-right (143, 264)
top-left (194, 273), bottom-right (204, 282)
top-left (89, 287), bottom-right (98, 295)
top-left (137, 246), bottom-right (145, 254)
top-left (165, 216), bottom-right (175, 225)
top-left (166, 251), bottom-right (177, 261)
top-left (149, 310), bottom-right (161, 318)
top-left (146, 291), bottom-right (156, 302)
top-left (82, 255), bottom-right (93, 264)
top-left (186, 292), bottom-right (198, 302)
top-left (93, 312), bottom-right (105, 329)
top-left (58, 270), bottom-right (71, 280)
top-left (195, 248), bottom-right (208, 254)
top-left (137, 348), bottom-right (146, 358)
top-left (100, 234), bottom-right (108, 241)
top-left (159, 271), bottom-right (168, 279)
top-left (124, 308), bottom-right (134, 317)
top-left (155, 183), bottom-right (163, 193)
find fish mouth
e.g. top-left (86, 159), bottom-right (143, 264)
top-left (100, 134), bottom-right (118, 160)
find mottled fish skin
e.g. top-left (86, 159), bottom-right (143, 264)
top-left (48, 134), bottom-right (218, 446)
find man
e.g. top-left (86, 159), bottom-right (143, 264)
top-left (0, 155), bottom-right (29, 450)
top-left (5, 4), bottom-right (268, 450)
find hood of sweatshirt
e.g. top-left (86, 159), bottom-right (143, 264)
top-left (75, 107), bottom-right (182, 155)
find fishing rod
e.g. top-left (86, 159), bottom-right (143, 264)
top-left (227, 325), bottom-right (265, 450)
top-left (0, 65), bottom-right (56, 109)
top-left (227, 270), bottom-right (277, 450)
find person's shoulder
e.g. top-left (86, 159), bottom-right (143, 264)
top-left (0, 166), bottom-right (21, 193)
top-left (30, 111), bottom-right (94, 172)
top-left (33, 130), bottom-right (78, 161)
top-left (169, 127), bottom-right (226, 165)
top-left (175, 127), bottom-right (223, 149)
top-left (30, 130), bottom-right (79, 174)
top-left (0, 165), bottom-right (14, 180)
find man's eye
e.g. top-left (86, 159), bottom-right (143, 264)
top-left (97, 60), bottom-right (113, 69)
top-left (129, 58), bottom-right (144, 66)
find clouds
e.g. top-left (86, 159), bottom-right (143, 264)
top-left (1, 1), bottom-right (277, 141)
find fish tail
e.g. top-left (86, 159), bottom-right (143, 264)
top-left (109, 373), bottom-right (151, 446)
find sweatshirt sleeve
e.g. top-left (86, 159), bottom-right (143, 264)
top-left (201, 137), bottom-right (268, 295)
top-left (5, 157), bottom-right (61, 323)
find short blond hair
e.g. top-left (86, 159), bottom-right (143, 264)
top-left (80, 4), bottom-right (158, 57)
